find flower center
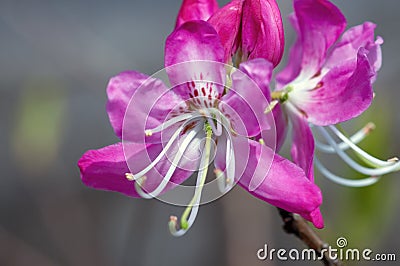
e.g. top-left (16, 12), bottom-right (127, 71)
top-left (125, 104), bottom-right (236, 236)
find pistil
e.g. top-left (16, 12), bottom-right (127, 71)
top-left (169, 123), bottom-right (213, 236)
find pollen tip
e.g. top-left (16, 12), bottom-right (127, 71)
top-left (226, 178), bottom-right (231, 184)
top-left (214, 168), bottom-right (223, 175)
top-left (258, 138), bottom-right (265, 145)
top-left (125, 173), bottom-right (135, 181)
top-left (145, 130), bottom-right (153, 137)
top-left (169, 215), bottom-right (178, 223)
top-left (364, 122), bottom-right (376, 134)
top-left (388, 157), bottom-right (399, 163)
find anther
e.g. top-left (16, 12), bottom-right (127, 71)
top-left (363, 122), bottom-right (376, 134)
top-left (145, 130), bottom-right (153, 136)
top-left (125, 173), bottom-right (135, 181)
top-left (214, 168), bottom-right (223, 176)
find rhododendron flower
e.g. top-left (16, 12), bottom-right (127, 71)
top-left (175, 0), bottom-right (285, 66)
top-left (78, 20), bottom-right (324, 236)
top-left (268, 0), bottom-right (399, 188)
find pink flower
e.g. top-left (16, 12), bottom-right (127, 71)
top-left (78, 20), bottom-right (323, 235)
top-left (270, 0), bottom-right (386, 195)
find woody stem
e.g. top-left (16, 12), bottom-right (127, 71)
top-left (277, 208), bottom-right (343, 266)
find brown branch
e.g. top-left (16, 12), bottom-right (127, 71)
top-left (277, 208), bottom-right (343, 266)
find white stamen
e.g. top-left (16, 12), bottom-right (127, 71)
top-left (328, 125), bottom-right (395, 167)
top-left (146, 112), bottom-right (197, 135)
top-left (135, 123), bottom-right (202, 199)
top-left (225, 136), bottom-right (235, 191)
top-left (204, 108), bottom-right (231, 129)
top-left (317, 127), bottom-right (400, 176)
top-left (315, 158), bottom-right (380, 187)
top-left (169, 167), bottom-right (203, 237)
top-left (215, 168), bottom-right (227, 194)
top-left (315, 123), bottom-right (374, 153)
top-left (132, 124), bottom-right (188, 181)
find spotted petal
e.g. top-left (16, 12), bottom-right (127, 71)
top-left (292, 49), bottom-right (374, 126)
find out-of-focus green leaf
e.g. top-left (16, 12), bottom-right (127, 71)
top-left (12, 79), bottom-right (67, 176)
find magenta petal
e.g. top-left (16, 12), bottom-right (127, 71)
top-left (365, 36), bottom-right (384, 75)
top-left (271, 104), bottom-right (288, 152)
top-left (325, 22), bottom-right (380, 70)
top-left (238, 140), bottom-right (323, 225)
top-left (241, 0), bottom-right (284, 66)
top-left (221, 59), bottom-right (274, 136)
top-left (78, 141), bottom-right (198, 198)
top-left (78, 142), bottom-right (143, 197)
top-left (208, 0), bottom-right (243, 63)
top-left (125, 135), bottom-right (201, 194)
top-left (297, 49), bottom-right (374, 126)
top-left (300, 208), bottom-right (324, 229)
top-left (165, 20), bottom-right (224, 67)
top-left (275, 14), bottom-right (302, 88)
top-left (293, 0), bottom-right (346, 77)
top-left (175, 0), bottom-right (219, 29)
top-left (238, 58), bottom-right (273, 100)
top-left (165, 21), bottom-right (226, 96)
top-left (122, 75), bottom-right (184, 144)
top-left (106, 71), bottom-right (150, 139)
top-left (289, 112), bottom-right (315, 181)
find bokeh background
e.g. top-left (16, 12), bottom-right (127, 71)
top-left (0, 0), bottom-right (399, 265)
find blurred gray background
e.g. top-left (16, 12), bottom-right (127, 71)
top-left (0, 0), bottom-right (399, 265)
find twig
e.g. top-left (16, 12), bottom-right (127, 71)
top-left (277, 208), bottom-right (343, 266)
